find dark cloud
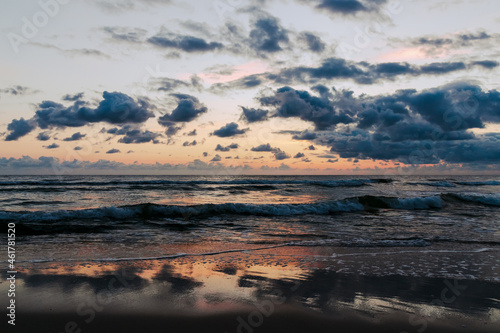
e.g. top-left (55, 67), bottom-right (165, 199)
top-left (158, 94), bottom-right (208, 137)
top-left (259, 83), bottom-right (500, 164)
top-left (294, 152), bottom-right (305, 158)
top-left (46, 143), bottom-right (59, 149)
top-left (209, 74), bottom-right (265, 93)
top-left (459, 31), bottom-right (491, 42)
top-left (62, 92), bottom-right (84, 101)
top-left (148, 34), bottom-right (223, 52)
top-left (158, 94), bottom-right (207, 125)
top-left (315, 0), bottom-right (387, 15)
top-left (210, 154), bottom-right (222, 162)
top-left (472, 60), bottom-right (499, 69)
top-left (212, 122), bottom-right (247, 137)
top-left (270, 58), bottom-right (497, 85)
top-left (250, 143), bottom-right (290, 159)
top-left (1, 85), bottom-right (36, 96)
top-left (240, 107), bottom-right (269, 123)
top-left (413, 37), bottom-right (453, 47)
top-left (165, 126), bottom-right (182, 137)
top-left (5, 118), bottom-right (36, 141)
top-left (215, 143), bottom-right (238, 151)
top-left (63, 132), bottom-right (86, 141)
top-left (183, 140), bottom-right (197, 146)
top-left (308, 145), bottom-right (316, 150)
top-left (118, 129), bottom-right (161, 144)
top-left (419, 62), bottom-right (466, 74)
top-left (5, 92), bottom-right (154, 141)
top-left (106, 149), bottom-right (121, 154)
top-left (409, 32), bottom-right (493, 52)
top-left (273, 149), bottom-right (290, 160)
top-left (36, 132), bottom-right (51, 141)
top-left (299, 32), bottom-right (326, 53)
top-left (210, 57), bottom-right (496, 93)
top-left (186, 129), bottom-right (197, 136)
top-left (249, 16), bottom-right (289, 53)
top-left (157, 78), bottom-right (191, 92)
top-left (292, 130), bottom-right (318, 140)
top-left (251, 143), bottom-right (274, 152)
top-left (74, 146), bottom-right (83, 151)
top-left (259, 86), bottom-right (354, 130)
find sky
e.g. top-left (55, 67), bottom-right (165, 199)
top-left (0, 0), bottom-right (500, 175)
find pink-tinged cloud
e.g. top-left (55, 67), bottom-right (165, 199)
top-left (376, 46), bottom-right (471, 63)
top-left (180, 61), bottom-right (269, 84)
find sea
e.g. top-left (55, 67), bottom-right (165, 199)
top-left (1, 174), bottom-right (499, 281)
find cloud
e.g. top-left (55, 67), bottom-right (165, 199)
top-left (46, 143), bottom-right (59, 149)
top-left (251, 143), bottom-right (274, 152)
top-left (5, 118), bottom-right (36, 141)
top-left (210, 154), bottom-right (222, 162)
top-left (165, 125), bottom-right (182, 137)
top-left (259, 86), bottom-right (354, 130)
top-left (249, 16), bottom-right (289, 53)
top-left (92, 0), bottom-right (174, 13)
top-left (472, 60), bottom-right (499, 69)
top-left (156, 78), bottom-right (191, 92)
top-left (250, 143), bottom-right (290, 160)
top-left (74, 146), bottom-right (83, 151)
top-left (0, 155), bottom-right (258, 175)
top-left (292, 130), bottom-right (317, 140)
top-left (148, 34), bottom-right (223, 52)
top-left (36, 132), bottom-right (51, 141)
top-left (212, 122), bottom-right (247, 137)
top-left (63, 132), bottom-right (86, 141)
top-left (273, 149), bottom-right (290, 160)
top-left (259, 82), bottom-right (500, 164)
top-left (5, 91), bottom-right (154, 141)
top-left (117, 129), bottom-right (161, 144)
top-left (308, 145), bottom-right (316, 150)
top-left (215, 143), bottom-right (239, 151)
top-left (102, 26), bottom-right (148, 43)
top-left (284, 58), bottom-right (495, 84)
top-left (158, 94), bottom-right (207, 125)
top-left (294, 152), bottom-right (305, 158)
top-left (186, 129), bottom-right (197, 136)
top-left (62, 92), bottom-right (84, 101)
top-left (158, 94), bottom-right (208, 136)
top-left (106, 149), bottom-right (121, 154)
top-left (1, 85), bottom-right (37, 97)
top-left (183, 140), bottom-right (197, 146)
top-left (412, 31), bottom-right (492, 48)
top-left (209, 74), bottom-right (266, 93)
top-left (299, 32), bottom-right (326, 53)
top-left (240, 107), bottom-right (269, 123)
top-left (315, 0), bottom-right (387, 15)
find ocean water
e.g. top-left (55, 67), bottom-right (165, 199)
top-left (1, 175), bottom-right (499, 280)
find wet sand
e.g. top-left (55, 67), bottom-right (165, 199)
top-left (2, 245), bottom-right (500, 332)
top-left (14, 309), bottom-right (500, 333)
